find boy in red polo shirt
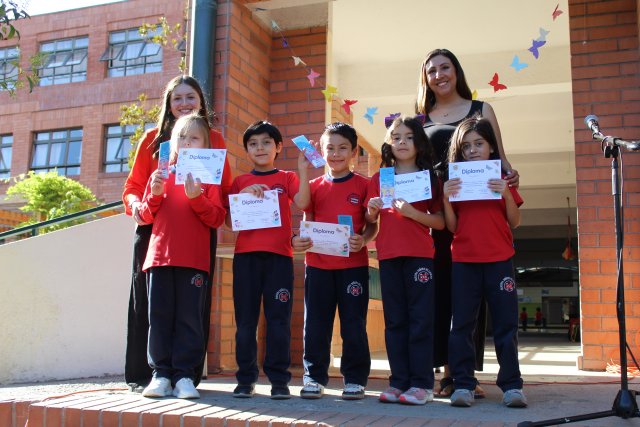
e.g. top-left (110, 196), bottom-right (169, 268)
top-left (293, 122), bottom-right (378, 400)
top-left (226, 121), bottom-right (307, 400)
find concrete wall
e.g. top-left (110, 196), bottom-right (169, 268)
top-left (0, 214), bottom-right (134, 384)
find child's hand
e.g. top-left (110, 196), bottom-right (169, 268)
top-left (292, 235), bottom-right (313, 252)
top-left (240, 184), bottom-right (270, 198)
top-left (348, 234), bottom-right (366, 252)
top-left (150, 170), bottom-right (165, 196)
top-left (185, 173), bottom-right (203, 199)
top-left (443, 178), bottom-right (462, 198)
top-left (504, 169), bottom-right (519, 188)
top-left (392, 198), bottom-right (417, 218)
top-left (298, 147), bottom-right (312, 172)
top-left (367, 197), bottom-right (383, 218)
top-left (488, 178), bottom-right (508, 196)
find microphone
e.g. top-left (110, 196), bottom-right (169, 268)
top-left (584, 115), bottom-right (601, 134)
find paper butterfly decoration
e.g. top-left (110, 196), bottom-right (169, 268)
top-left (292, 56), bottom-right (306, 66)
top-left (488, 73), bottom-right (507, 92)
top-left (282, 37), bottom-right (288, 48)
top-left (363, 107), bottom-right (378, 124)
top-left (510, 55), bottom-right (528, 72)
top-left (528, 39), bottom-right (546, 59)
top-left (306, 69), bottom-right (320, 87)
top-left (552, 4), bottom-right (563, 21)
top-left (271, 20), bottom-right (280, 30)
top-left (536, 27), bottom-right (550, 42)
top-left (321, 85), bottom-right (338, 102)
top-left (384, 113), bottom-right (401, 128)
top-left (472, 89), bottom-right (478, 100)
top-left (341, 99), bottom-right (358, 115)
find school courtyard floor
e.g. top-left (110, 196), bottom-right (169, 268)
top-left (1, 334), bottom-right (639, 427)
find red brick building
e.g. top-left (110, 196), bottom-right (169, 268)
top-left (1, 0), bottom-right (639, 374)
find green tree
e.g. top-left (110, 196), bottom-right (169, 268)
top-left (0, 0), bottom-right (43, 95)
top-left (5, 171), bottom-right (97, 232)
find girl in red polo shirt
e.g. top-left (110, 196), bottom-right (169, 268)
top-left (365, 115), bottom-right (444, 405)
top-left (139, 114), bottom-right (226, 400)
top-left (442, 116), bottom-right (526, 408)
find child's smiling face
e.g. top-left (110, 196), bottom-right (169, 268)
top-left (321, 133), bottom-right (356, 178)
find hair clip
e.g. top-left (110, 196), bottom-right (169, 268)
top-left (384, 113), bottom-right (401, 128)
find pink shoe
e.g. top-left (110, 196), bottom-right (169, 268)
top-left (399, 387), bottom-right (433, 405)
top-left (379, 386), bottom-right (403, 403)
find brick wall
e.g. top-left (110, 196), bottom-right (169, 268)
top-left (569, 0), bottom-right (640, 369)
top-left (0, 0), bottom-right (185, 204)
top-left (209, 0), bottom-right (328, 372)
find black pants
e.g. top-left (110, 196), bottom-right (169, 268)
top-left (233, 252), bottom-right (293, 386)
top-left (380, 257), bottom-right (435, 390)
top-left (449, 260), bottom-right (523, 392)
top-left (147, 266), bottom-right (207, 383)
top-left (124, 225), bottom-right (216, 388)
top-left (303, 265), bottom-right (370, 387)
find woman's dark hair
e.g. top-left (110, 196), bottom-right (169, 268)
top-left (242, 120), bottom-right (283, 159)
top-left (416, 49), bottom-right (473, 115)
top-left (448, 115), bottom-right (500, 164)
top-left (380, 115), bottom-right (435, 170)
top-left (151, 75), bottom-right (211, 157)
top-left (322, 122), bottom-right (358, 149)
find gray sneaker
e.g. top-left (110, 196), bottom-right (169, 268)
top-left (300, 381), bottom-right (324, 399)
top-left (503, 389), bottom-right (528, 407)
top-left (450, 388), bottom-right (474, 407)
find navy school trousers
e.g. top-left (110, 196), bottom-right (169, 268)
top-left (233, 251), bottom-right (293, 386)
top-left (448, 259), bottom-right (523, 392)
top-left (303, 265), bottom-right (371, 387)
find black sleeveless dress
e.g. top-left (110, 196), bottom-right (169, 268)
top-left (424, 100), bottom-right (486, 371)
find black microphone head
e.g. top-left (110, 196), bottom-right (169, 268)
top-left (584, 114), bottom-right (599, 126)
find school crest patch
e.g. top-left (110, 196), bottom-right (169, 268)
top-left (346, 281), bottom-right (363, 296)
top-left (414, 267), bottom-right (432, 284)
top-left (347, 193), bottom-right (361, 205)
top-left (191, 274), bottom-right (205, 288)
top-left (500, 277), bottom-right (516, 292)
top-left (272, 184), bottom-right (286, 195)
top-left (275, 288), bottom-right (291, 302)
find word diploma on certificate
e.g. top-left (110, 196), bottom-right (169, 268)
top-left (229, 190), bottom-right (282, 231)
top-left (394, 170), bottom-right (432, 203)
top-left (300, 221), bottom-right (350, 257)
top-left (448, 160), bottom-right (501, 201)
top-left (176, 148), bottom-right (226, 185)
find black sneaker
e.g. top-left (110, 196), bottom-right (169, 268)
top-left (233, 384), bottom-right (255, 398)
top-left (270, 385), bottom-right (291, 400)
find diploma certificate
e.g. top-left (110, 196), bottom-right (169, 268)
top-left (394, 170), bottom-right (432, 203)
top-left (300, 220), bottom-right (350, 257)
top-left (176, 148), bottom-right (226, 185)
top-left (228, 190), bottom-right (282, 231)
top-left (448, 160), bottom-right (501, 201)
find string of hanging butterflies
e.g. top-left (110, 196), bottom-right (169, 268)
top-left (489, 3), bottom-right (564, 93)
top-left (255, 3), bottom-right (564, 124)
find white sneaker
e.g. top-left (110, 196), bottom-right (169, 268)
top-left (342, 383), bottom-right (365, 400)
top-left (142, 377), bottom-right (172, 398)
top-left (300, 381), bottom-right (324, 399)
top-left (503, 388), bottom-right (527, 407)
top-left (173, 378), bottom-right (200, 399)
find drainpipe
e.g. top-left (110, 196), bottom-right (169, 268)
top-left (189, 0), bottom-right (218, 108)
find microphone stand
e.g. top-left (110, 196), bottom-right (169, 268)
top-left (519, 131), bottom-right (639, 426)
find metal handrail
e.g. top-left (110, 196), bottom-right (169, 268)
top-left (0, 200), bottom-right (124, 242)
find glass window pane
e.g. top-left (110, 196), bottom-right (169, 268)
top-left (127, 65), bottom-right (144, 75)
top-left (110, 31), bottom-right (126, 43)
top-left (66, 50), bottom-right (87, 66)
top-left (56, 39), bottom-right (72, 50)
top-left (1, 135), bottom-right (12, 144)
top-left (0, 146), bottom-right (11, 169)
top-left (71, 73), bottom-right (86, 82)
top-left (39, 77), bottom-right (53, 86)
top-left (106, 138), bottom-right (120, 161)
top-left (108, 67), bottom-right (125, 77)
top-left (75, 37), bottom-right (89, 48)
top-left (41, 42), bottom-right (55, 53)
top-left (118, 141), bottom-right (131, 160)
top-left (36, 132), bottom-right (49, 141)
top-left (69, 129), bottom-right (82, 139)
top-left (141, 43), bottom-right (161, 57)
top-left (145, 63), bottom-right (162, 74)
top-left (66, 166), bottom-right (80, 175)
top-left (105, 163), bottom-right (120, 173)
top-left (53, 75), bottom-right (71, 85)
top-left (52, 131), bottom-right (65, 140)
top-left (120, 42), bottom-right (143, 60)
top-left (128, 28), bottom-right (141, 40)
top-left (67, 140), bottom-right (82, 163)
top-left (107, 125), bottom-right (120, 136)
top-left (32, 144), bottom-right (48, 166)
top-left (49, 143), bottom-right (65, 166)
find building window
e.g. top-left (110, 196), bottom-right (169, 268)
top-left (39, 37), bottom-right (88, 86)
top-left (104, 123), bottom-right (154, 173)
top-left (0, 135), bottom-right (13, 179)
top-left (100, 28), bottom-right (162, 77)
top-left (31, 129), bottom-right (82, 176)
top-left (0, 46), bottom-right (19, 91)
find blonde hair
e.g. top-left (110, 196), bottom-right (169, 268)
top-left (169, 113), bottom-right (211, 163)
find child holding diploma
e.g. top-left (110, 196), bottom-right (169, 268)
top-left (226, 120), bottom-right (307, 399)
top-left (365, 115), bottom-right (444, 405)
top-left (293, 122), bottom-right (377, 400)
top-left (442, 116), bottom-right (525, 408)
top-left (139, 114), bottom-right (226, 399)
